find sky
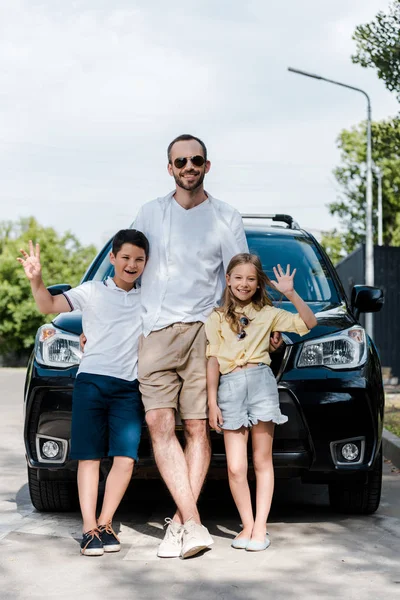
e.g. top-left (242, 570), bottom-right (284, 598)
top-left (1, 0), bottom-right (398, 248)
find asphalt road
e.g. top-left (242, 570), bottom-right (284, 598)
top-left (0, 368), bottom-right (399, 600)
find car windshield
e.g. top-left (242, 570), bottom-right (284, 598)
top-left (86, 230), bottom-right (340, 305)
top-left (246, 231), bottom-right (339, 303)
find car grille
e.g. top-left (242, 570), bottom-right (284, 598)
top-left (137, 388), bottom-right (310, 462)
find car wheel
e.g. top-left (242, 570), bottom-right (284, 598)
top-left (28, 466), bottom-right (79, 512)
top-left (328, 447), bottom-right (382, 515)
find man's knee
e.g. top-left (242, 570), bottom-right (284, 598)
top-left (146, 408), bottom-right (176, 439)
top-left (183, 419), bottom-right (209, 441)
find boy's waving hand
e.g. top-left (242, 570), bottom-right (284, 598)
top-left (16, 240), bottom-right (70, 315)
top-left (17, 240), bottom-right (42, 280)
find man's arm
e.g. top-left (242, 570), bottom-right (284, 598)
top-left (132, 206), bottom-right (147, 237)
top-left (17, 241), bottom-right (71, 314)
top-left (231, 208), bottom-right (249, 253)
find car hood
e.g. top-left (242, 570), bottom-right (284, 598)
top-left (53, 312), bottom-right (83, 336)
top-left (52, 302), bottom-right (356, 343)
top-left (280, 302), bottom-right (356, 344)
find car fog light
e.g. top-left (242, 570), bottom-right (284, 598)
top-left (42, 440), bottom-right (60, 459)
top-left (341, 443), bottom-right (359, 461)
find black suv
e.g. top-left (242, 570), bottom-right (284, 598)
top-left (23, 214), bottom-right (384, 515)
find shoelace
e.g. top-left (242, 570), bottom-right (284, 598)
top-left (182, 520), bottom-right (198, 542)
top-left (82, 528), bottom-right (101, 551)
top-left (164, 518), bottom-right (182, 541)
top-left (98, 521), bottom-right (120, 542)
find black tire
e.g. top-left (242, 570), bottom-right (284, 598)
top-left (28, 467), bottom-right (79, 512)
top-left (328, 447), bottom-right (382, 515)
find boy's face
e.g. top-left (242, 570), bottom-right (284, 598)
top-left (110, 243), bottom-right (147, 290)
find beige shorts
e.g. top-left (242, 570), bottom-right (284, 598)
top-left (138, 322), bottom-right (207, 420)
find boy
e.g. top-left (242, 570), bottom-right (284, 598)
top-left (18, 229), bottom-right (149, 556)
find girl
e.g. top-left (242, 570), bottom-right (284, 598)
top-left (205, 253), bottom-right (317, 551)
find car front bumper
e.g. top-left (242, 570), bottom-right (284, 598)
top-left (25, 360), bottom-right (383, 483)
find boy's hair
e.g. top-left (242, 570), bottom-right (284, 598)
top-left (111, 229), bottom-right (150, 257)
top-left (219, 253), bottom-right (273, 334)
top-left (167, 134), bottom-right (208, 162)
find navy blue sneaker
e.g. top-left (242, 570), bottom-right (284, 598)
top-left (98, 522), bottom-right (121, 552)
top-left (80, 529), bottom-right (104, 556)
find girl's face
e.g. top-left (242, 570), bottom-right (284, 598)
top-left (226, 263), bottom-right (258, 305)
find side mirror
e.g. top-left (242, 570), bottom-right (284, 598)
top-left (47, 284), bottom-right (72, 296)
top-left (351, 285), bottom-right (384, 320)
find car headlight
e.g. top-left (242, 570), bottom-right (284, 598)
top-left (35, 325), bottom-right (82, 368)
top-left (297, 326), bottom-right (367, 370)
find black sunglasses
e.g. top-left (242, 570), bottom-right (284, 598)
top-left (172, 155), bottom-right (205, 169)
top-left (237, 316), bottom-right (250, 340)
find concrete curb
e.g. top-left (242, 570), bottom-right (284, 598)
top-left (383, 427), bottom-right (400, 469)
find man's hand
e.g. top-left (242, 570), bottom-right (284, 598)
top-left (209, 404), bottom-right (223, 433)
top-left (17, 240), bottom-right (42, 281)
top-left (80, 333), bottom-right (87, 352)
top-left (270, 331), bottom-right (284, 352)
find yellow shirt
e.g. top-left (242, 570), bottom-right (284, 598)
top-left (205, 303), bottom-right (310, 374)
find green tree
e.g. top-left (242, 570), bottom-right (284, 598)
top-left (320, 230), bottom-right (347, 266)
top-left (329, 116), bottom-right (400, 254)
top-left (352, 0), bottom-right (400, 100)
top-left (0, 217), bottom-right (97, 357)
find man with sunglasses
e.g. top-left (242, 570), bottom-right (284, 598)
top-left (134, 134), bottom-right (248, 559)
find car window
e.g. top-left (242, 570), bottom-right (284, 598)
top-left (246, 231), bottom-right (339, 303)
top-left (85, 231), bottom-right (338, 304)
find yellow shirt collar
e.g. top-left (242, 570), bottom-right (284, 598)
top-left (234, 303), bottom-right (258, 317)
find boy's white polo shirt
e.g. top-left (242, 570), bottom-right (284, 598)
top-left (64, 277), bottom-right (141, 382)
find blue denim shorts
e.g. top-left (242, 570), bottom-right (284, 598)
top-left (69, 373), bottom-right (144, 461)
top-left (217, 364), bottom-right (288, 431)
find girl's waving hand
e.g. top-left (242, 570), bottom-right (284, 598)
top-left (271, 263), bottom-right (317, 330)
top-left (270, 264), bottom-right (297, 297)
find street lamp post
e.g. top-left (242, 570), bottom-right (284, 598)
top-left (288, 67), bottom-right (374, 338)
top-left (375, 166), bottom-right (383, 246)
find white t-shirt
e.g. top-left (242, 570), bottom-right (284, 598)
top-left (133, 192), bottom-right (249, 336)
top-left (154, 198), bottom-right (222, 330)
top-left (64, 277), bottom-right (141, 381)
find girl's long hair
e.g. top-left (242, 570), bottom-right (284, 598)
top-left (218, 253), bottom-right (274, 334)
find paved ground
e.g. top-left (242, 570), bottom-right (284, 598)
top-left (0, 369), bottom-right (399, 600)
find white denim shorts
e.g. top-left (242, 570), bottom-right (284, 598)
top-left (217, 364), bottom-right (288, 431)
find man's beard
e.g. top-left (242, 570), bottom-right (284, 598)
top-left (173, 169), bottom-right (205, 191)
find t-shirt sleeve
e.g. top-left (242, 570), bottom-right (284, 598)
top-left (271, 308), bottom-right (310, 336)
top-left (63, 281), bottom-right (93, 312)
top-left (205, 310), bottom-right (223, 358)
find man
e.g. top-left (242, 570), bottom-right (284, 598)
top-left (134, 134), bottom-right (248, 559)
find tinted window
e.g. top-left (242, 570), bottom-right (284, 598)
top-left (247, 231), bottom-right (339, 303)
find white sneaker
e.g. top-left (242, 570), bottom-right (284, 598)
top-left (157, 518), bottom-right (183, 558)
top-left (180, 518), bottom-right (214, 559)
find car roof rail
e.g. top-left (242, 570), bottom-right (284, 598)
top-left (241, 213), bottom-right (301, 230)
